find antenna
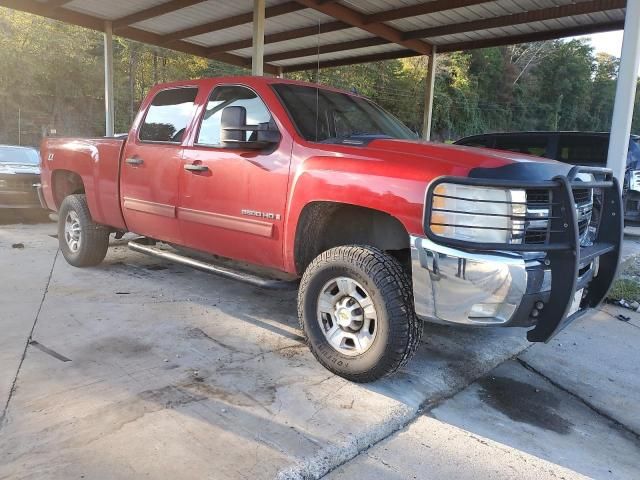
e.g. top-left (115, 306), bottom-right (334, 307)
top-left (315, 18), bottom-right (320, 142)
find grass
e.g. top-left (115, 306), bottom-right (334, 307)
top-left (607, 278), bottom-right (640, 303)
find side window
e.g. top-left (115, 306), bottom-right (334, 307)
top-left (558, 136), bottom-right (608, 165)
top-left (139, 87), bottom-right (198, 143)
top-left (197, 85), bottom-right (272, 146)
top-left (494, 136), bottom-right (548, 157)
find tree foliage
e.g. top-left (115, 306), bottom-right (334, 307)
top-left (0, 7), bottom-right (638, 147)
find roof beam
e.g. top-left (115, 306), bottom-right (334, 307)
top-left (282, 19), bottom-right (625, 72)
top-left (405, 0), bottom-right (626, 40)
top-left (364, 0), bottom-right (494, 24)
top-left (293, 0), bottom-right (433, 55)
top-left (269, 0), bottom-right (625, 63)
top-left (160, 1), bottom-right (305, 44)
top-left (436, 20), bottom-right (625, 53)
top-left (264, 37), bottom-right (389, 62)
top-left (207, 20), bottom-right (347, 55)
top-left (206, 0), bottom-right (492, 56)
top-left (0, 0), bottom-right (279, 74)
top-left (112, 0), bottom-right (208, 31)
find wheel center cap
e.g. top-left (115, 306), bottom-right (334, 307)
top-left (336, 308), bottom-right (352, 327)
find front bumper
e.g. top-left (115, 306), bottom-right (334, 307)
top-left (411, 166), bottom-right (622, 343)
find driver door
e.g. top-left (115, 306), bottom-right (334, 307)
top-left (177, 84), bottom-right (292, 271)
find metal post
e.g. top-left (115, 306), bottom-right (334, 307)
top-left (17, 108), bottom-right (21, 145)
top-left (607, 0), bottom-right (640, 181)
top-left (104, 21), bottom-right (115, 137)
top-left (252, 0), bottom-right (265, 76)
top-left (422, 47), bottom-right (437, 141)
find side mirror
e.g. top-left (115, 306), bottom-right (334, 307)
top-left (220, 106), bottom-right (281, 150)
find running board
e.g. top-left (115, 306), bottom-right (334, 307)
top-left (128, 239), bottom-right (297, 290)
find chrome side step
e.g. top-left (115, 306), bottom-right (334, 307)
top-left (128, 239), bottom-right (297, 290)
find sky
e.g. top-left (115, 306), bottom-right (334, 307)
top-left (571, 30), bottom-right (625, 57)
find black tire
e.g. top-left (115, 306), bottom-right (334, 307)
top-left (58, 194), bottom-right (109, 267)
top-left (298, 245), bottom-right (422, 382)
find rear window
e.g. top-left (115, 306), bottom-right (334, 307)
top-left (558, 135), bottom-right (608, 165)
top-left (0, 147), bottom-right (39, 165)
top-left (494, 136), bottom-right (548, 157)
top-left (458, 137), bottom-right (492, 148)
top-left (139, 87), bottom-right (198, 143)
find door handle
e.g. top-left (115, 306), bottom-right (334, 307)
top-left (184, 164), bottom-right (209, 172)
top-left (125, 157), bottom-right (144, 166)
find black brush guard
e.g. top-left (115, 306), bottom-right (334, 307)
top-left (423, 166), bottom-right (623, 342)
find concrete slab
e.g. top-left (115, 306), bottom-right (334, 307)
top-left (0, 223), bottom-right (58, 413)
top-left (519, 308), bottom-right (640, 435)
top-left (0, 224), bottom-right (532, 480)
top-left (331, 360), bottom-right (639, 480)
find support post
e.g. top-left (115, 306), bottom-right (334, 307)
top-left (252, 0), bottom-right (265, 76)
top-left (104, 21), bottom-right (115, 137)
top-left (422, 47), bottom-right (437, 141)
top-left (607, 0), bottom-right (640, 181)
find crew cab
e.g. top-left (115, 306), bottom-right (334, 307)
top-left (39, 77), bottom-right (622, 382)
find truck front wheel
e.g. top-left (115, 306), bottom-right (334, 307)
top-left (58, 194), bottom-right (109, 267)
top-left (298, 245), bottom-right (422, 382)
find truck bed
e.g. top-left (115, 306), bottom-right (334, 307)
top-left (40, 137), bottom-right (127, 230)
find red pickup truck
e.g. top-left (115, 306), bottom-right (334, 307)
top-left (39, 76), bottom-right (622, 382)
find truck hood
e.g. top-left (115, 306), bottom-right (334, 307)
top-left (364, 138), bottom-right (573, 180)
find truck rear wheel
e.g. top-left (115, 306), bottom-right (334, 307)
top-left (298, 245), bottom-right (422, 382)
top-left (58, 194), bottom-right (109, 267)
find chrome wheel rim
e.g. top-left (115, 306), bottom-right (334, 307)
top-left (317, 277), bottom-right (378, 356)
top-left (64, 210), bottom-right (81, 252)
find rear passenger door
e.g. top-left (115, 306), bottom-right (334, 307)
top-left (120, 87), bottom-right (198, 244)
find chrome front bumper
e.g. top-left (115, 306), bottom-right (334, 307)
top-left (410, 235), bottom-right (552, 327)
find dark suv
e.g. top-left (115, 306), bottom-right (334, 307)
top-left (455, 132), bottom-right (640, 223)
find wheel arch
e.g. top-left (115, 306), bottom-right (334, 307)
top-left (51, 169), bottom-right (85, 209)
top-left (293, 201), bottom-right (410, 275)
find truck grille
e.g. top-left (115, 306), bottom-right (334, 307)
top-left (523, 188), bottom-right (593, 245)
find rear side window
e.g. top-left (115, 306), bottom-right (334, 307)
top-left (139, 87), bottom-right (198, 143)
top-left (494, 136), bottom-right (548, 157)
top-left (558, 135), bottom-right (608, 165)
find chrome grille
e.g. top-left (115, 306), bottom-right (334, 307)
top-left (523, 188), bottom-right (593, 246)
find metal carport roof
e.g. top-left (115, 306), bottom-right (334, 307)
top-left (0, 0), bottom-right (628, 74)
top-left (0, 0), bottom-right (637, 182)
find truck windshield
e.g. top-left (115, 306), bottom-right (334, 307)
top-left (272, 83), bottom-right (416, 144)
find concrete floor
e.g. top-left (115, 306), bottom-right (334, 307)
top-left (1, 221), bottom-right (639, 479)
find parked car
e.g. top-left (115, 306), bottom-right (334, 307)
top-left (454, 132), bottom-right (640, 223)
top-left (39, 77), bottom-right (621, 382)
top-left (0, 145), bottom-right (43, 210)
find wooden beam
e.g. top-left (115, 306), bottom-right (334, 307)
top-left (45, 0), bottom-right (72, 8)
top-left (282, 49), bottom-right (418, 72)
top-left (405, 0), bottom-right (626, 40)
top-left (436, 20), bottom-right (625, 53)
top-left (112, 0), bottom-right (208, 31)
top-left (365, 0), bottom-right (493, 24)
top-left (293, 0), bottom-right (433, 55)
top-left (0, 0), bottom-right (279, 74)
top-left (263, 37), bottom-right (388, 63)
top-left (282, 20), bottom-right (625, 72)
top-left (160, 1), bottom-right (304, 44)
top-left (205, 1), bottom-right (496, 56)
top-left (207, 20), bottom-right (347, 55)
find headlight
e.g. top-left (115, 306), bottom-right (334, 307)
top-left (429, 183), bottom-right (526, 244)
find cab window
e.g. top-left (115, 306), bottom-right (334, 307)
top-left (197, 85), bottom-right (272, 146)
top-left (494, 136), bottom-right (548, 157)
top-left (139, 87), bottom-right (198, 143)
top-left (558, 135), bottom-right (608, 165)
